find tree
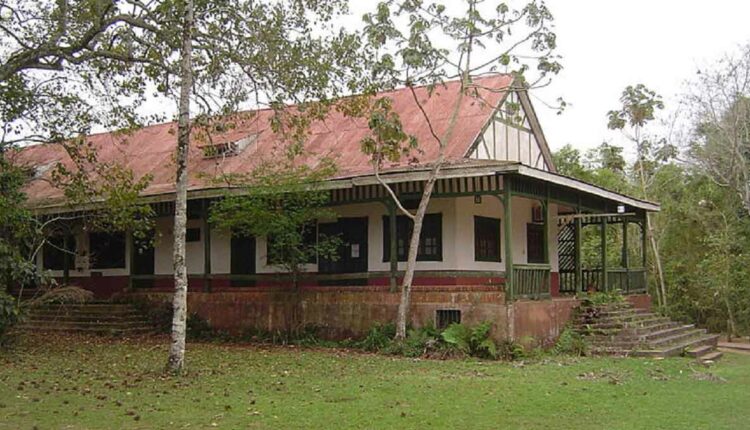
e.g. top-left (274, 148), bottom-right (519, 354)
top-left (1, 0), bottom-right (158, 301)
top-left (686, 44), bottom-right (750, 216)
top-left (607, 84), bottom-right (669, 308)
top-left (360, 0), bottom-right (561, 339)
top-left (110, 0), bottom-right (371, 373)
top-left (209, 157), bottom-right (342, 335)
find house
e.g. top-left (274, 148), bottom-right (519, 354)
top-left (16, 74), bottom-right (658, 343)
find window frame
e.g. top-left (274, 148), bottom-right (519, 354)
top-left (382, 213), bottom-right (443, 262)
top-left (473, 215), bottom-right (502, 263)
top-left (89, 231), bottom-right (126, 269)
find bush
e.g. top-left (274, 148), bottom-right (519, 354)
top-left (186, 313), bottom-right (214, 340)
top-left (581, 291), bottom-right (625, 307)
top-left (358, 323), bottom-right (396, 352)
top-left (497, 339), bottom-right (526, 361)
top-left (553, 328), bottom-right (588, 356)
top-left (441, 321), bottom-right (498, 359)
top-left (27, 286), bottom-right (94, 306)
top-left (0, 292), bottom-right (22, 345)
top-left (383, 325), bottom-right (442, 357)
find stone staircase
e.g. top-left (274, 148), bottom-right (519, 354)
top-left (573, 301), bottom-right (722, 362)
top-left (17, 303), bottom-right (152, 336)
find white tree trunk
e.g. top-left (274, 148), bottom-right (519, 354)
top-left (395, 175), bottom-right (438, 339)
top-left (167, 0), bottom-right (193, 374)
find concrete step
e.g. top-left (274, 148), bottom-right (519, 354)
top-left (27, 307), bottom-right (140, 314)
top-left (23, 314), bottom-right (145, 323)
top-left (632, 334), bottom-right (720, 358)
top-left (21, 320), bottom-right (150, 329)
top-left (686, 344), bottom-right (714, 358)
top-left (647, 329), bottom-right (707, 348)
top-left (626, 321), bottom-right (680, 335)
top-left (639, 324), bottom-right (696, 342)
top-left (19, 322), bottom-right (151, 333)
top-left (699, 351), bottom-right (723, 362)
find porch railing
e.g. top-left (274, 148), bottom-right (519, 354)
top-left (578, 268), bottom-right (647, 294)
top-left (512, 263), bottom-right (551, 299)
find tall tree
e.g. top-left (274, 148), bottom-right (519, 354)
top-left (360, 0), bottom-right (561, 339)
top-left (607, 84), bottom-right (668, 307)
top-left (686, 44), bottom-right (750, 216)
top-left (165, 0), bottom-right (194, 374)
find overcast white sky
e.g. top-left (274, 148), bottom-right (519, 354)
top-left (533, 0), bottom-right (750, 154)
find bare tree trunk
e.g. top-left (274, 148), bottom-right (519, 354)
top-left (166, 0), bottom-right (193, 375)
top-left (635, 129), bottom-right (667, 308)
top-left (394, 76), bottom-right (468, 339)
top-left (395, 175), bottom-right (438, 339)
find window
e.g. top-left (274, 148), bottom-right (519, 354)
top-left (89, 232), bottom-right (126, 269)
top-left (474, 216), bottom-right (501, 262)
top-left (186, 228), bottom-right (201, 242)
top-left (436, 309), bottom-right (461, 329)
top-left (43, 235), bottom-right (74, 270)
top-left (526, 223), bottom-right (546, 264)
top-left (382, 213), bottom-right (442, 262)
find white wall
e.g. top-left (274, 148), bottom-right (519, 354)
top-left (46, 194), bottom-right (561, 277)
top-left (471, 114), bottom-right (548, 171)
top-left (154, 217), bottom-right (204, 275)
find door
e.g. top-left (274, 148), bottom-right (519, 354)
top-left (319, 217), bottom-right (368, 281)
top-left (131, 232), bottom-right (155, 288)
top-left (230, 234), bottom-right (255, 287)
top-left (526, 223), bottom-right (546, 264)
top-left (230, 234), bottom-right (256, 275)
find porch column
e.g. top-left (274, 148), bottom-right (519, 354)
top-left (503, 176), bottom-right (514, 300)
top-left (622, 218), bottom-right (629, 292)
top-left (387, 200), bottom-right (398, 291)
top-left (62, 234), bottom-right (70, 285)
top-left (600, 217), bottom-right (608, 291)
top-left (574, 211), bottom-right (583, 294)
top-left (203, 199), bottom-right (212, 292)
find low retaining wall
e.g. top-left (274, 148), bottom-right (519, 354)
top-left (129, 285), bottom-right (510, 340)
top-left (127, 287), bottom-right (651, 345)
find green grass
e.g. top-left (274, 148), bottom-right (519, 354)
top-left (1, 334), bottom-right (749, 429)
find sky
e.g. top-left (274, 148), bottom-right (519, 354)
top-left (532, 0), bottom-right (750, 154)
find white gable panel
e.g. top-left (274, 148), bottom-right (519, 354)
top-left (467, 90), bottom-right (554, 172)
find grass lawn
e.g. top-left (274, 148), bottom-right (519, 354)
top-left (1, 334), bottom-right (749, 429)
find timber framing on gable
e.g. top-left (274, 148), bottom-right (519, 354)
top-left (465, 84), bottom-right (556, 173)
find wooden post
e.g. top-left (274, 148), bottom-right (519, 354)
top-left (622, 218), bottom-right (629, 293)
top-left (503, 176), bottom-right (514, 301)
top-left (203, 199), bottom-right (212, 292)
top-left (574, 216), bottom-right (583, 294)
top-left (62, 234), bottom-right (70, 286)
top-left (641, 217), bottom-right (648, 288)
top-left (388, 200), bottom-right (398, 291)
top-left (601, 217), bottom-right (608, 292)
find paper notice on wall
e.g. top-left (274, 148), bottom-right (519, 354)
top-left (351, 243), bottom-right (360, 258)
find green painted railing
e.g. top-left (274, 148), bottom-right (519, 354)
top-left (512, 263), bottom-right (551, 299)
top-left (579, 268), bottom-right (647, 294)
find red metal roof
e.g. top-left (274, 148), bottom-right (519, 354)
top-left (16, 74), bottom-right (514, 207)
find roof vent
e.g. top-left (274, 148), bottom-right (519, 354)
top-left (201, 134), bottom-right (257, 159)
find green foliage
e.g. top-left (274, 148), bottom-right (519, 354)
top-left (186, 313), bottom-right (214, 341)
top-left (0, 291), bottom-right (22, 344)
top-left (358, 323), bottom-right (397, 352)
top-left (607, 84), bottom-right (664, 130)
top-left (553, 328), bottom-right (588, 356)
top-left (441, 321), bottom-right (498, 359)
top-left (382, 325), bottom-right (442, 358)
top-left (209, 158), bottom-right (341, 285)
top-left (496, 339), bottom-right (527, 361)
top-left (581, 291), bottom-right (625, 307)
